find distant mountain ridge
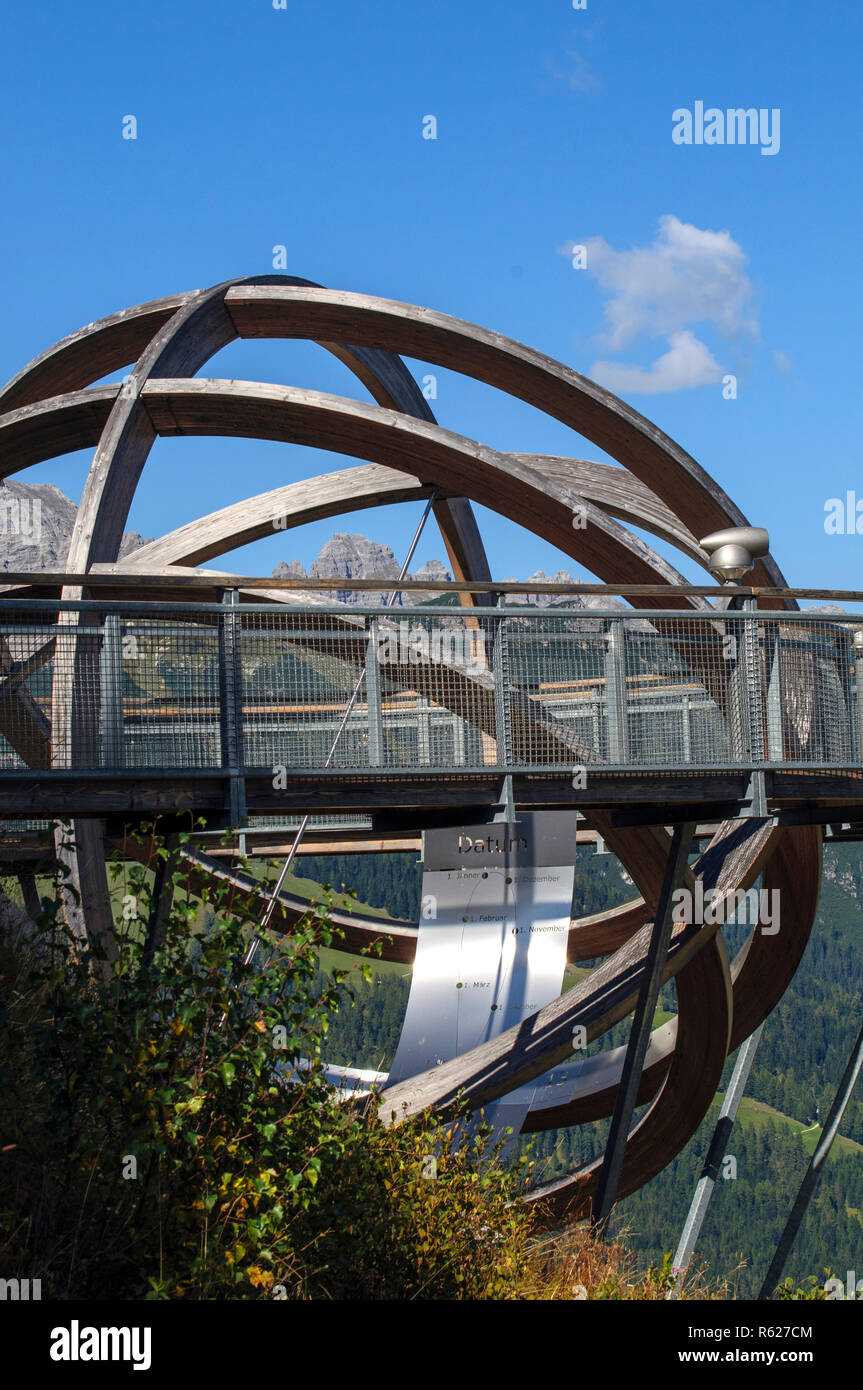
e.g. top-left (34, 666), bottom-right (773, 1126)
top-left (0, 479), bottom-right (149, 571)
top-left (273, 533), bottom-right (626, 609)
top-left (273, 532), bottom-right (452, 606)
top-left (0, 483), bottom-right (780, 622)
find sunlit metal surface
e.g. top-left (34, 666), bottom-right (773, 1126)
top-left (386, 813), bottom-right (578, 1151)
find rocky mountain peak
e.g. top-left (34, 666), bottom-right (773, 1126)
top-left (0, 479), bottom-right (150, 571)
top-left (275, 533), bottom-right (453, 605)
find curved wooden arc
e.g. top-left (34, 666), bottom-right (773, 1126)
top-left (517, 818), bottom-right (787, 1196)
top-left (224, 285), bottom-right (791, 599)
top-left (136, 379), bottom-right (702, 601)
top-left (0, 634), bottom-right (51, 766)
top-left (121, 455), bottom-right (708, 580)
top-left (378, 910), bottom-right (727, 1126)
top-left (567, 898), bottom-right (653, 963)
top-left (0, 279), bottom-right (741, 576)
top-left (16, 279), bottom-right (491, 986)
top-left (161, 785), bottom-right (809, 1212)
top-left (0, 277), bottom-right (790, 598)
top-left (0, 380), bottom-right (706, 601)
top-left (0, 283), bottom-right (436, 421)
top-left (0, 279), bottom-right (478, 584)
top-left (727, 824), bottom-right (822, 1052)
top-left (526, 932), bottom-right (733, 1223)
top-left (0, 294), bottom-right (189, 414)
top-left (123, 465), bottom-right (434, 569)
top-left (515, 455), bottom-right (707, 569)
top-left (522, 1021), bottom-right (676, 1132)
top-left (376, 810), bottom-right (801, 1212)
top-left (0, 276), bottom-right (824, 1219)
top-left (176, 847), bottom-right (419, 963)
top-left (0, 387), bottom-right (118, 477)
top-left (0, 278), bottom-right (487, 594)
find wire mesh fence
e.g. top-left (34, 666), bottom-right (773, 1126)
top-left (1, 597), bottom-right (862, 776)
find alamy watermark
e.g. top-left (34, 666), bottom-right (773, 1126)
top-left (824, 493), bottom-right (863, 534)
top-left (0, 494), bottom-right (41, 545)
top-left (672, 884), bottom-right (780, 935)
top-left (672, 102), bottom-right (780, 156)
top-left (375, 621), bottom-right (486, 671)
top-left (825, 1270), bottom-right (863, 1299)
top-left (50, 1322), bottom-right (151, 1370)
top-left (0, 1277), bottom-right (41, 1300)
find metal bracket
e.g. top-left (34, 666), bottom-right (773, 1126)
top-left (493, 774), bottom-right (517, 822)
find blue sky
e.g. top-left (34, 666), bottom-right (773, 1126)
top-left (1, 0), bottom-right (860, 591)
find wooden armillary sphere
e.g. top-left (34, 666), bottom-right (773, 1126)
top-left (0, 276), bottom-right (821, 1220)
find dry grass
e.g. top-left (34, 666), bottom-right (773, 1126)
top-left (518, 1223), bottom-right (732, 1300)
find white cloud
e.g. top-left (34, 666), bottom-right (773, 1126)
top-left (547, 49), bottom-right (600, 93)
top-left (579, 215), bottom-right (758, 349)
top-left (560, 214), bottom-right (760, 395)
top-left (773, 349), bottom-right (793, 372)
top-left (590, 330), bottom-right (723, 395)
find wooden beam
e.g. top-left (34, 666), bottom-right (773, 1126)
top-left (224, 284), bottom-right (793, 601)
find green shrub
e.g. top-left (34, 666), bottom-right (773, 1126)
top-left (0, 823), bottom-right (533, 1300)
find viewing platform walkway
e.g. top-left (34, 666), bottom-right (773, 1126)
top-left (2, 576), bottom-right (863, 829)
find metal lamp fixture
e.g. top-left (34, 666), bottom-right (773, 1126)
top-left (699, 526), bottom-right (770, 583)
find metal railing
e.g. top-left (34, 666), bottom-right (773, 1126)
top-left (1, 587), bottom-right (862, 779)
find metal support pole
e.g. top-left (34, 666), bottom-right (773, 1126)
top-left (855, 634), bottom-right (863, 762)
top-left (417, 697), bottom-right (431, 766)
top-left (726, 593), bottom-right (767, 814)
top-left (365, 616), bottom-right (384, 767)
top-left (743, 597), bottom-right (766, 763)
top-left (494, 773), bottom-right (516, 823)
top-left (766, 626), bottom-right (785, 762)
top-left (668, 1022), bottom-right (764, 1297)
top-left (492, 595), bottom-right (512, 769)
top-left (218, 588), bottom-right (246, 830)
top-left (743, 597), bottom-right (767, 815)
top-left (681, 694), bottom-right (692, 764)
top-left (99, 612), bottom-right (124, 770)
top-left (591, 820), bottom-right (695, 1235)
top-left (452, 712), bottom-right (465, 765)
top-left (836, 628), bottom-right (855, 762)
top-left (591, 699), bottom-right (600, 757)
top-left (758, 1014), bottom-right (863, 1299)
top-left (724, 592), bottom-right (747, 764)
top-left (604, 621), bottom-right (628, 763)
top-left (18, 868), bottom-right (42, 926)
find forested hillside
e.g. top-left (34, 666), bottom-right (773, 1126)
top-left (305, 839), bottom-right (863, 1297)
